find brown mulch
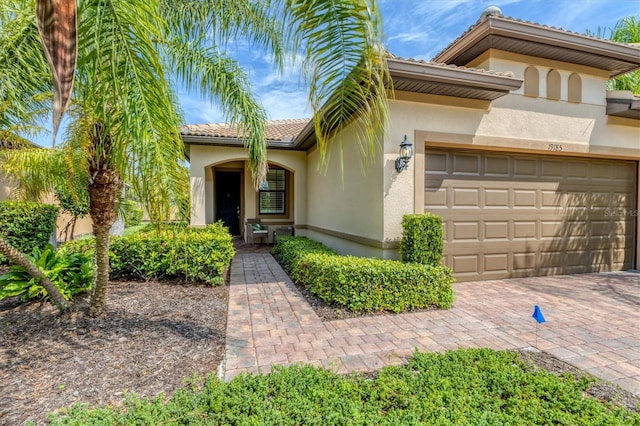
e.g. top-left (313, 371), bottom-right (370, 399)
top-left (0, 280), bottom-right (228, 425)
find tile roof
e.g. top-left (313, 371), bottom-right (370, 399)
top-left (386, 52), bottom-right (515, 78)
top-left (434, 15), bottom-right (640, 61)
top-left (180, 118), bottom-right (310, 142)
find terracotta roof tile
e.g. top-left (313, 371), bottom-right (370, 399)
top-left (180, 118), bottom-right (310, 142)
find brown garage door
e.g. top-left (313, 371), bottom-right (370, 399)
top-left (425, 148), bottom-right (637, 281)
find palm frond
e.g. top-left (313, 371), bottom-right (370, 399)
top-left (164, 0), bottom-right (285, 70)
top-left (276, 0), bottom-right (390, 170)
top-left (36, 0), bottom-right (77, 141)
top-left (0, 146), bottom-right (67, 202)
top-left (0, 1), bottom-right (52, 135)
top-left (165, 40), bottom-right (269, 188)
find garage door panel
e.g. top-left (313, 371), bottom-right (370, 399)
top-left (452, 154), bottom-right (481, 175)
top-left (425, 148), bottom-right (637, 281)
top-left (453, 188), bottom-right (480, 206)
top-left (485, 189), bottom-right (510, 207)
top-left (484, 221), bottom-right (509, 239)
top-left (513, 221), bottom-right (537, 239)
top-left (568, 162), bottom-right (590, 179)
top-left (513, 158), bottom-right (538, 177)
top-left (452, 255), bottom-right (479, 274)
top-left (541, 160), bottom-right (565, 177)
top-left (484, 156), bottom-right (510, 176)
top-left (484, 254), bottom-right (509, 273)
top-left (452, 222), bottom-right (480, 241)
top-left (514, 190), bottom-right (537, 208)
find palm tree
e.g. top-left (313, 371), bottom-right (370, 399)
top-left (588, 16), bottom-right (640, 93)
top-left (608, 16), bottom-right (640, 93)
top-left (1, 0), bottom-right (389, 316)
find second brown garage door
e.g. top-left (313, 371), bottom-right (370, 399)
top-left (425, 148), bottom-right (637, 281)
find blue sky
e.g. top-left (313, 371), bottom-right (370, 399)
top-left (34, 0), bottom-right (639, 146)
top-left (180, 0), bottom-right (639, 126)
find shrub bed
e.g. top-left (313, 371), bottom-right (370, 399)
top-left (60, 223), bottom-right (234, 285)
top-left (273, 236), bottom-right (454, 312)
top-left (0, 201), bottom-right (59, 264)
top-left (48, 349), bottom-right (639, 425)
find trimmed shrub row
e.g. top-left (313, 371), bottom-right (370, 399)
top-left (60, 223), bottom-right (234, 285)
top-left (273, 237), bottom-right (454, 313)
top-left (400, 213), bottom-right (443, 266)
top-left (0, 201), bottom-right (59, 264)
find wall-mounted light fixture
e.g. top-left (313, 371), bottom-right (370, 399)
top-left (395, 135), bottom-right (413, 173)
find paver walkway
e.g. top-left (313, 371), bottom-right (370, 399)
top-left (223, 253), bottom-right (640, 396)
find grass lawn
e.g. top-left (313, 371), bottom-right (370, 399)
top-left (48, 348), bottom-right (639, 425)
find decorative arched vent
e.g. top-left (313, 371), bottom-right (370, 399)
top-left (524, 66), bottom-right (539, 97)
top-left (568, 73), bottom-right (582, 103)
top-left (547, 69), bottom-right (561, 100)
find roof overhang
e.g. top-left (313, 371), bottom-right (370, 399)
top-left (387, 56), bottom-right (523, 101)
top-left (606, 92), bottom-right (640, 120)
top-left (434, 16), bottom-right (640, 78)
top-left (182, 135), bottom-right (299, 149)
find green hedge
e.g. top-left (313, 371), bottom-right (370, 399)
top-left (400, 213), bottom-right (444, 266)
top-left (60, 223), bottom-right (234, 285)
top-left (273, 237), bottom-right (454, 313)
top-left (123, 201), bottom-right (143, 227)
top-left (0, 201), bottom-right (59, 264)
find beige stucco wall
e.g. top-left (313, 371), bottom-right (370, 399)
top-left (303, 122), bottom-right (389, 256)
top-left (468, 50), bottom-right (609, 105)
top-left (189, 144), bottom-right (308, 229)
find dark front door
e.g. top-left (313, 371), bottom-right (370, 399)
top-left (215, 171), bottom-right (241, 235)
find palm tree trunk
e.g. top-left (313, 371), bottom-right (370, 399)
top-left (0, 236), bottom-right (69, 312)
top-left (88, 224), bottom-right (110, 317)
top-left (87, 154), bottom-right (121, 317)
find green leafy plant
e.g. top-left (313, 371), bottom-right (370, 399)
top-left (122, 200), bottom-right (144, 227)
top-left (273, 236), bottom-right (454, 313)
top-left (47, 349), bottom-right (640, 425)
top-left (400, 213), bottom-right (444, 266)
top-left (60, 223), bottom-right (234, 285)
top-left (0, 201), bottom-right (59, 264)
top-left (0, 244), bottom-right (93, 302)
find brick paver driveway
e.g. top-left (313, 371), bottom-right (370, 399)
top-left (223, 253), bottom-right (640, 396)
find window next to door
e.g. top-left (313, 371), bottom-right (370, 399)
top-left (259, 168), bottom-right (286, 214)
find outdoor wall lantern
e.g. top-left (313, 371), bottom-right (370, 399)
top-left (395, 135), bottom-right (413, 173)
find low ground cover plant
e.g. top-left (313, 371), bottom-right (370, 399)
top-left (47, 348), bottom-right (639, 425)
top-left (272, 236), bottom-right (454, 312)
top-left (60, 223), bottom-right (234, 285)
top-left (0, 244), bottom-right (93, 302)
